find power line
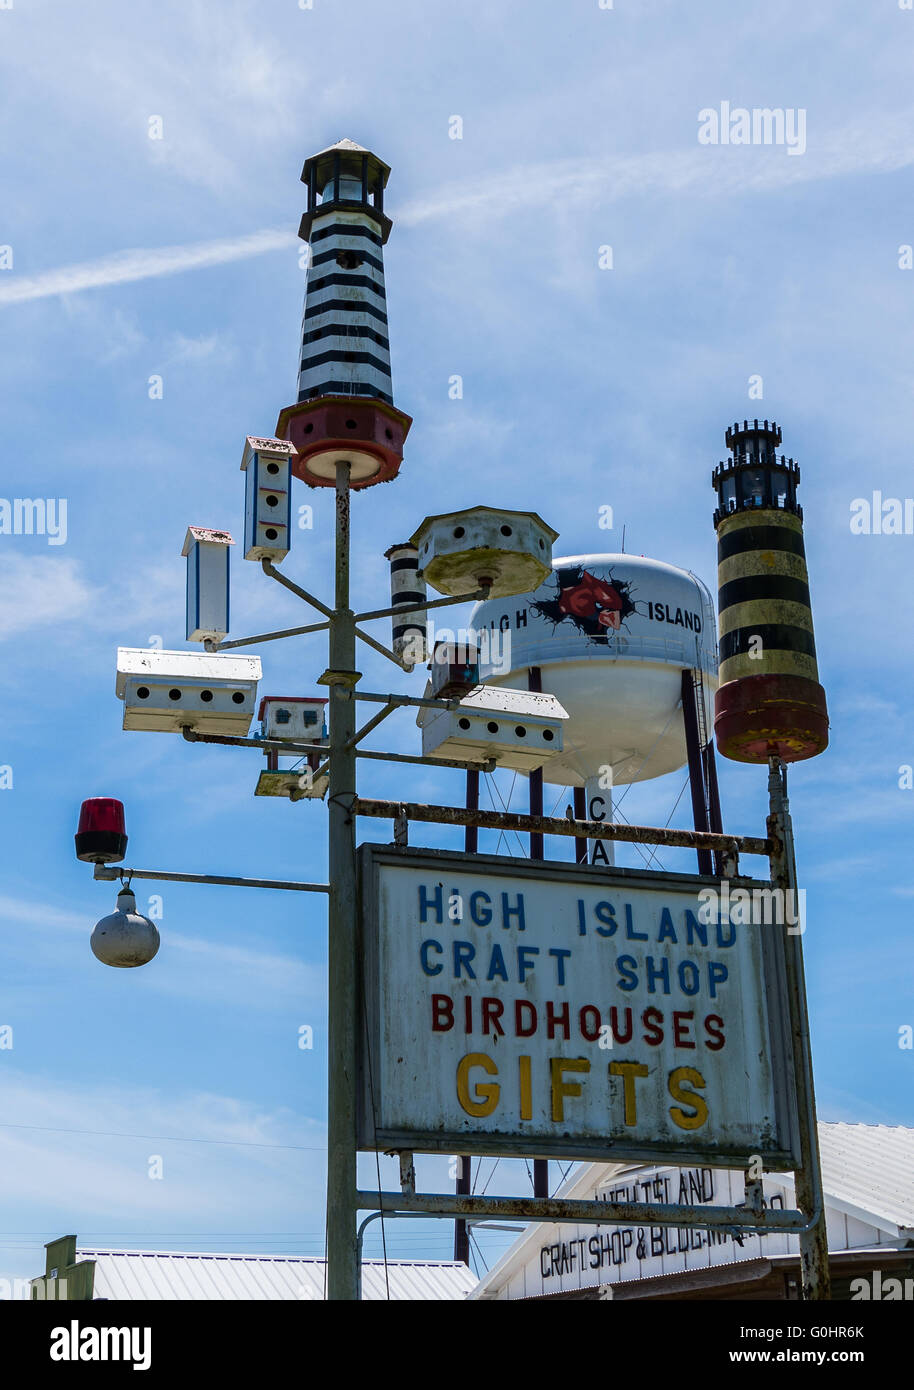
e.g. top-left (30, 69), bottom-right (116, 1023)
top-left (0, 1121), bottom-right (325, 1152)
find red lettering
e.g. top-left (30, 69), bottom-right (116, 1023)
top-left (464, 995), bottom-right (473, 1034)
top-left (672, 1010), bottom-right (695, 1049)
top-left (481, 996), bottom-right (505, 1036)
top-left (515, 999), bottom-right (537, 1037)
top-left (546, 1001), bottom-right (570, 1040)
top-left (609, 1006), bottom-right (633, 1044)
top-left (432, 994), bottom-right (454, 1032)
top-left (704, 1014), bottom-right (726, 1050)
top-left (579, 1005), bottom-right (602, 1042)
top-left (642, 1006), bottom-right (664, 1046)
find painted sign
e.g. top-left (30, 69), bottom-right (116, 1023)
top-left (357, 847), bottom-right (799, 1166)
top-left (540, 1165), bottom-right (790, 1288)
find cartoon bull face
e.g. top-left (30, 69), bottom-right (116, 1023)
top-left (533, 566), bottom-right (637, 642)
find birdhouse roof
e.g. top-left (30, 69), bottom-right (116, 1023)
top-left (181, 526), bottom-right (234, 556)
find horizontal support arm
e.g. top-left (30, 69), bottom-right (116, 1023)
top-left (93, 864), bottom-right (329, 893)
top-left (181, 727), bottom-right (326, 756)
top-left (356, 749), bottom-right (497, 774)
top-left (261, 558), bottom-right (333, 619)
top-left (352, 797), bottom-right (772, 857)
top-left (352, 689), bottom-right (464, 712)
top-left (355, 585), bottom-right (492, 624)
top-left (207, 619), bottom-right (329, 651)
top-left (356, 1190), bottom-right (814, 1233)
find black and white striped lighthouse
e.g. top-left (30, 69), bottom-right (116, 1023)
top-left (276, 139), bottom-right (412, 490)
top-left (712, 419), bottom-right (829, 763)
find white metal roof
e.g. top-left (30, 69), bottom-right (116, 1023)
top-left (76, 1249), bottom-right (476, 1301)
top-left (470, 1122), bottom-right (914, 1299)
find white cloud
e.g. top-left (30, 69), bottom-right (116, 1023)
top-left (0, 556), bottom-right (95, 638)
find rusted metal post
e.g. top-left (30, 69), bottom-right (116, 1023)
top-left (527, 668), bottom-right (548, 1200)
top-left (573, 786), bottom-right (588, 864)
top-left (325, 460), bottom-right (360, 1301)
top-left (767, 756), bottom-right (830, 1300)
top-left (454, 766), bottom-right (479, 1266)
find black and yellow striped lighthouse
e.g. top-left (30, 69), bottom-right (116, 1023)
top-left (712, 419), bottom-right (828, 763)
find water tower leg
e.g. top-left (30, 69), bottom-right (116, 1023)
top-left (681, 669), bottom-right (713, 874)
top-left (573, 787), bottom-right (587, 864)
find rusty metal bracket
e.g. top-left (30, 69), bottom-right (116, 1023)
top-left (352, 797), bottom-right (769, 859)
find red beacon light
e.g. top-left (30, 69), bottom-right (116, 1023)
top-left (75, 798), bottom-right (128, 864)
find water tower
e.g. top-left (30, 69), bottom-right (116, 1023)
top-left (470, 553), bottom-right (719, 865)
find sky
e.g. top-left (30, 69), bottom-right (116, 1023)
top-left (0, 0), bottom-right (912, 1290)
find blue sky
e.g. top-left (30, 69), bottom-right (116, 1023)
top-left (0, 0), bottom-right (912, 1286)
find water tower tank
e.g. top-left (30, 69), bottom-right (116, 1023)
top-left (470, 554), bottom-right (717, 789)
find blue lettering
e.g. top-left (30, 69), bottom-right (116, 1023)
top-left (616, 955), bottom-right (639, 991)
top-left (453, 941), bottom-right (476, 980)
top-left (657, 908), bottom-right (678, 944)
top-left (624, 903), bottom-right (648, 941)
top-left (685, 911), bottom-right (708, 947)
top-left (595, 902), bottom-right (617, 937)
top-left (708, 961), bottom-right (728, 997)
top-left (517, 945), bottom-right (540, 982)
top-left (469, 890), bottom-right (492, 927)
top-left (678, 960), bottom-right (700, 995)
top-left (501, 892), bottom-right (526, 931)
top-left (646, 955), bottom-right (671, 995)
top-left (420, 939), bottom-right (443, 976)
top-left (419, 883), bottom-right (444, 924)
top-left (548, 947), bottom-right (571, 985)
top-left (486, 944), bottom-right (509, 982)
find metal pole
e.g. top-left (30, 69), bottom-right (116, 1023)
top-left (454, 768), bottom-right (478, 1265)
top-left (767, 756), bottom-right (830, 1300)
top-left (573, 786), bottom-right (588, 864)
top-left (326, 460), bottom-right (360, 1301)
top-left (527, 668), bottom-right (548, 1201)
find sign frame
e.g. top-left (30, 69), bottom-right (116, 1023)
top-left (357, 844), bottom-right (801, 1171)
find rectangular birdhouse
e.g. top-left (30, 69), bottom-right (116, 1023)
top-left (241, 436), bottom-right (295, 562)
top-left (116, 648), bottom-right (261, 735)
top-left (258, 696), bottom-right (328, 743)
top-left (182, 526), bottom-right (233, 643)
top-left (418, 685), bottom-right (567, 772)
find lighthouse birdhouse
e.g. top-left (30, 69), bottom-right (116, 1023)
top-left (182, 527), bottom-right (233, 643)
top-left (241, 436), bottom-right (294, 563)
top-left (712, 419), bottom-right (829, 763)
top-left (275, 139), bottom-right (412, 490)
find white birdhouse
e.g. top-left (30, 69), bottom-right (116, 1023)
top-left (116, 648), bottom-right (261, 735)
top-left (259, 696), bottom-right (328, 743)
top-left (417, 684), bottom-right (567, 772)
top-left (409, 506), bottom-right (558, 599)
top-left (241, 436), bottom-right (295, 562)
top-left (182, 526), bottom-right (234, 643)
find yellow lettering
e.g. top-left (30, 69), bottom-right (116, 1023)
top-left (550, 1057), bottom-right (590, 1122)
top-left (456, 1052), bottom-right (499, 1117)
top-left (668, 1066), bottom-right (708, 1130)
top-left (519, 1054), bottom-right (532, 1121)
top-left (609, 1060), bottom-right (649, 1126)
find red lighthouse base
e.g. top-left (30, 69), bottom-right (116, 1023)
top-left (714, 674), bottom-right (829, 764)
top-left (275, 396), bottom-right (412, 490)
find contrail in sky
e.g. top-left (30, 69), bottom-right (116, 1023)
top-left (0, 228), bottom-right (298, 306)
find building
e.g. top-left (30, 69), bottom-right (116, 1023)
top-left (31, 1238), bottom-right (475, 1301)
top-left (470, 1124), bottom-right (914, 1300)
